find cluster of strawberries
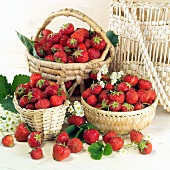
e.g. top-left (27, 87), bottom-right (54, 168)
top-left (15, 73), bottom-right (66, 110)
top-left (34, 23), bottom-right (106, 63)
top-left (82, 72), bottom-right (156, 111)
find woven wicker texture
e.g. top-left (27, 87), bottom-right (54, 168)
top-left (108, 0), bottom-right (170, 112)
top-left (81, 97), bottom-right (158, 134)
top-left (26, 8), bottom-right (115, 100)
top-left (13, 94), bottom-right (69, 140)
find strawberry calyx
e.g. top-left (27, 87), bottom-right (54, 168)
top-left (34, 133), bottom-right (42, 143)
top-left (122, 103), bottom-right (134, 111)
top-left (61, 23), bottom-right (70, 30)
top-left (109, 101), bottom-right (120, 108)
top-left (137, 140), bottom-right (149, 152)
top-left (110, 90), bottom-right (123, 95)
top-left (92, 35), bottom-right (102, 45)
top-left (72, 49), bottom-right (84, 58)
top-left (36, 79), bottom-right (45, 88)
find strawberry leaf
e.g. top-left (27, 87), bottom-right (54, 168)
top-left (103, 143), bottom-right (112, 156)
top-left (80, 123), bottom-right (98, 130)
top-left (65, 125), bottom-right (80, 138)
top-left (106, 30), bottom-right (118, 47)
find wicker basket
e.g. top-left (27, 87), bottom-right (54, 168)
top-left (81, 97), bottom-right (158, 134)
top-left (26, 8), bottom-right (115, 100)
top-left (13, 94), bottom-right (69, 140)
top-left (108, 0), bottom-right (170, 112)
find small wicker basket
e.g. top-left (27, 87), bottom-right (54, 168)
top-left (81, 97), bottom-right (158, 134)
top-left (13, 94), bottom-right (69, 140)
top-left (26, 8), bottom-right (115, 100)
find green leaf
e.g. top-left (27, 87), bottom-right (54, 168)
top-left (75, 127), bottom-right (86, 143)
top-left (80, 123), bottom-right (98, 130)
top-left (11, 74), bottom-right (30, 94)
top-left (106, 30), bottom-right (119, 47)
top-left (88, 142), bottom-right (104, 160)
top-left (0, 75), bottom-right (11, 102)
top-left (65, 125), bottom-right (80, 138)
top-left (103, 143), bottom-right (113, 156)
top-left (1, 96), bottom-right (18, 113)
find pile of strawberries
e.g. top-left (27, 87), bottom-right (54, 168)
top-left (34, 23), bottom-right (106, 63)
top-left (15, 73), bottom-right (67, 110)
top-left (82, 72), bottom-right (156, 111)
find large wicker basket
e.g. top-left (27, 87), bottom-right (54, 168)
top-left (108, 0), bottom-right (170, 112)
top-left (81, 97), bottom-right (158, 134)
top-left (26, 8), bottom-right (115, 100)
top-left (13, 94), bottom-right (69, 140)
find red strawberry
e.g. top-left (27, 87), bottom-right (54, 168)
top-left (76, 43), bottom-right (87, 51)
top-left (105, 82), bottom-right (114, 91)
top-left (53, 143), bottom-right (71, 161)
top-left (124, 74), bottom-right (139, 87)
top-left (28, 88), bottom-right (44, 103)
top-left (36, 37), bottom-right (47, 46)
top-left (130, 130), bottom-right (144, 143)
top-left (125, 88), bottom-right (138, 104)
top-left (86, 94), bottom-right (98, 106)
top-left (109, 91), bottom-right (125, 103)
top-left (109, 101), bottom-right (122, 112)
top-left (30, 73), bottom-right (43, 88)
top-left (59, 34), bottom-right (69, 46)
top-left (83, 129), bottom-right (100, 145)
top-left (137, 89), bottom-right (150, 103)
top-left (103, 131), bottom-right (117, 143)
top-left (91, 35), bottom-right (106, 50)
top-left (41, 29), bottom-right (52, 38)
top-left (138, 140), bottom-right (152, 155)
top-left (84, 38), bottom-right (91, 49)
top-left (47, 33), bottom-right (60, 44)
top-left (60, 23), bottom-right (74, 35)
top-left (43, 41), bottom-right (53, 55)
top-left (77, 28), bottom-right (89, 38)
top-left (44, 84), bottom-right (59, 97)
top-left (138, 79), bottom-right (152, 90)
top-left (15, 83), bottom-right (30, 99)
top-left (27, 132), bottom-right (42, 148)
top-left (67, 55), bottom-right (75, 63)
top-left (64, 46), bottom-right (72, 56)
top-left (51, 44), bottom-right (64, 53)
top-left (54, 51), bottom-right (67, 63)
top-left (72, 49), bottom-right (89, 63)
top-left (50, 95), bottom-right (64, 107)
top-left (67, 138), bottom-right (83, 153)
top-left (35, 98), bottom-right (51, 109)
top-left (56, 131), bottom-right (70, 145)
top-left (67, 38), bottom-right (78, 49)
top-left (36, 79), bottom-right (50, 91)
top-left (117, 82), bottom-right (131, 92)
top-left (67, 115), bottom-right (85, 126)
top-left (44, 54), bottom-right (55, 62)
top-left (134, 102), bottom-right (143, 110)
top-left (147, 89), bottom-right (156, 101)
top-left (2, 135), bottom-right (14, 147)
top-left (19, 95), bottom-right (30, 108)
top-left (93, 103), bottom-right (102, 109)
top-left (109, 137), bottom-right (124, 151)
top-left (88, 47), bottom-right (101, 60)
top-left (98, 90), bottom-right (109, 102)
top-left (35, 46), bottom-right (45, 58)
top-left (82, 88), bottom-right (91, 99)
top-left (26, 103), bottom-right (35, 110)
top-left (14, 123), bottom-right (31, 142)
top-left (71, 31), bottom-right (84, 43)
top-left (121, 103), bottom-right (134, 112)
top-left (58, 89), bottom-right (67, 101)
top-left (90, 84), bottom-right (102, 95)
top-left (101, 73), bottom-right (110, 82)
top-left (65, 80), bottom-right (73, 89)
top-left (29, 148), bottom-right (43, 160)
top-left (89, 70), bottom-right (98, 80)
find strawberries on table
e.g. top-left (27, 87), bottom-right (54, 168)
top-left (130, 129), bottom-right (144, 143)
top-left (27, 132), bottom-right (43, 148)
top-left (29, 148), bottom-right (43, 160)
top-left (1, 134), bottom-right (14, 147)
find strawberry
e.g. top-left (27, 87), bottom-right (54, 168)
top-left (84, 38), bottom-right (91, 49)
top-left (137, 89), bottom-right (150, 103)
top-left (51, 44), bottom-right (64, 53)
top-left (26, 103), bottom-right (35, 110)
top-left (1, 134), bottom-right (14, 147)
top-left (56, 131), bottom-right (70, 145)
top-left (54, 51), bottom-right (67, 63)
top-left (15, 83), bottom-right (30, 99)
top-left (29, 148), bottom-right (43, 160)
top-left (83, 129), bottom-right (100, 145)
top-left (35, 45), bottom-right (45, 58)
top-left (82, 88), bottom-right (91, 99)
top-left (36, 79), bottom-right (50, 91)
top-left (44, 54), bottom-right (55, 62)
top-left (109, 137), bottom-right (124, 151)
top-left (50, 95), bottom-right (64, 107)
top-left (59, 34), bottom-right (69, 46)
top-left (35, 98), bottom-right (51, 109)
top-left (91, 35), bottom-right (106, 50)
top-left (27, 88), bottom-right (44, 103)
top-left (138, 78), bottom-right (152, 90)
top-left (134, 102), bottom-right (143, 110)
top-left (76, 43), bottom-right (87, 51)
top-left (93, 103), bottom-right (102, 109)
top-left (77, 28), bottom-right (89, 38)
top-left (67, 55), bottom-right (75, 63)
top-left (117, 82), bottom-right (131, 92)
top-left (67, 115), bottom-right (85, 126)
top-left (41, 29), bottom-right (53, 38)
top-left (47, 33), bottom-right (60, 44)
top-left (65, 80), bottom-right (73, 89)
top-left (64, 46), bottom-right (72, 56)
top-left (28, 132), bottom-right (42, 148)
top-left (124, 74), bottom-right (139, 87)
top-left (125, 88), bottom-right (138, 104)
top-left (109, 91), bottom-right (125, 103)
top-left (101, 73), bottom-right (111, 82)
top-left (86, 94), bottom-right (98, 106)
top-left (36, 37), bottom-right (47, 46)
top-left (58, 88), bottom-right (67, 101)
top-left (98, 90), bottom-right (109, 102)
top-left (121, 103), bottom-right (134, 112)
top-left (53, 143), bottom-right (71, 161)
top-left (89, 70), bottom-right (98, 80)
top-left (30, 73), bottom-right (43, 88)
top-left (88, 47), bottom-right (101, 60)
top-left (138, 140), bottom-right (152, 155)
top-left (90, 84), bottom-right (102, 95)
top-left (105, 82), bottom-right (114, 91)
top-left (43, 41), bottom-right (53, 55)
top-left (44, 84), bottom-right (59, 97)
top-left (71, 31), bottom-right (84, 43)
top-left (130, 130), bottom-right (144, 143)
top-left (67, 138), bottom-right (83, 153)
top-left (147, 89), bottom-right (156, 101)
top-left (60, 23), bottom-right (74, 35)
top-left (14, 123), bottom-right (31, 142)
top-left (109, 101), bottom-right (121, 112)
top-left (67, 38), bottom-right (78, 49)
top-left (103, 131), bottom-right (117, 143)
top-left (72, 49), bottom-right (89, 63)
top-left (19, 95), bottom-right (30, 108)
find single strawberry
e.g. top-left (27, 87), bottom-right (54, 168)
top-left (28, 132), bottom-right (42, 148)
top-left (83, 129), bottom-right (100, 145)
top-left (25, 103), bottom-right (35, 110)
top-left (109, 101), bottom-right (122, 112)
top-left (65, 80), bottom-right (73, 89)
top-left (147, 89), bottom-right (156, 101)
top-left (36, 37), bottom-right (47, 46)
top-left (67, 38), bottom-right (78, 49)
top-left (103, 131), bottom-right (117, 144)
top-left (14, 123), bottom-right (31, 142)
top-left (72, 49), bottom-right (89, 63)
top-left (125, 88), bottom-right (138, 104)
top-left (89, 70), bottom-right (98, 80)
top-left (137, 89), bottom-right (150, 103)
top-left (138, 140), bottom-right (152, 155)
top-left (58, 88), bottom-right (67, 101)
top-left (27, 88), bottom-right (44, 103)
top-left (105, 82), bottom-right (114, 91)
top-left (90, 84), bottom-right (103, 95)
top-left (30, 73), bottom-right (43, 88)
top-left (82, 88), bottom-right (91, 99)
top-left (41, 29), bottom-right (53, 38)
top-left (44, 84), bottom-right (59, 97)
top-left (56, 131), bottom-right (70, 145)
top-left (1, 134), bottom-right (14, 147)
top-left (19, 95), bottom-right (30, 108)
top-left (35, 45), bottom-right (45, 58)
top-left (60, 23), bottom-right (74, 35)
top-left (15, 83), bottom-right (30, 99)
top-left (47, 33), bottom-right (60, 44)
top-left (117, 82), bottom-right (131, 93)
top-left (98, 90), bottom-right (109, 102)
top-left (36, 79), bottom-right (50, 91)
top-left (44, 54), bottom-right (55, 62)
top-left (50, 95), bottom-right (64, 107)
top-left (43, 41), bottom-right (53, 55)
top-left (67, 115), bottom-right (85, 126)
top-left (130, 130), bottom-right (144, 143)
top-left (124, 74), bottom-right (139, 87)
top-left (53, 143), bottom-right (71, 161)
top-left (138, 78), bottom-right (152, 90)
top-left (76, 43), bottom-right (87, 51)
top-left (71, 30), bottom-right (85, 43)
top-left (134, 102), bottom-right (143, 110)
top-left (86, 94), bottom-right (98, 106)
top-left (35, 98), bottom-right (51, 109)
top-left (51, 44), bottom-right (64, 53)
top-left (84, 38), bottom-right (91, 49)
top-left (76, 28), bottom-right (89, 38)
top-left (67, 55), bottom-right (75, 63)
top-left (59, 34), bottom-right (69, 46)
top-left (91, 35), bottom-right (106, 50)
top-left (109, 137), bottom-right (124, 151)
top-left (54, 51), bottom-right (67, 63)
top-left (67, 138), bottom-right (83, 153)
top-left (93, 103), bottom-right (102, 109)
top-left (109, 91), bottom-right (125, 104)
top-left (88, 47), bottom-right (101, 60)
top-left (29, 147), bottom-right (43, 160)
top-left (121, 103), bottom-right (134, 112)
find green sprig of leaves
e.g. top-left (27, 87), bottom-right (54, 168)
top-left (106, 30), bottom-right (119, 47)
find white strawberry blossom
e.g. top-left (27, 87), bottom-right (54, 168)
top-left (97, 71), bottom-right (102, 81)
top-left (144, 134), bottom-right (152, 141)
top-left (99, 81), bottom-right (105, 88)
top-left (119, 148), bottom-right (128, 155)
top-left (100, 64), bottom-right (108, 75)
top-left (68, 105), bottom-right (74, 113)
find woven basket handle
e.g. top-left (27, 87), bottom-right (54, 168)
top-left (120, 0), bottom-right (170, 112)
